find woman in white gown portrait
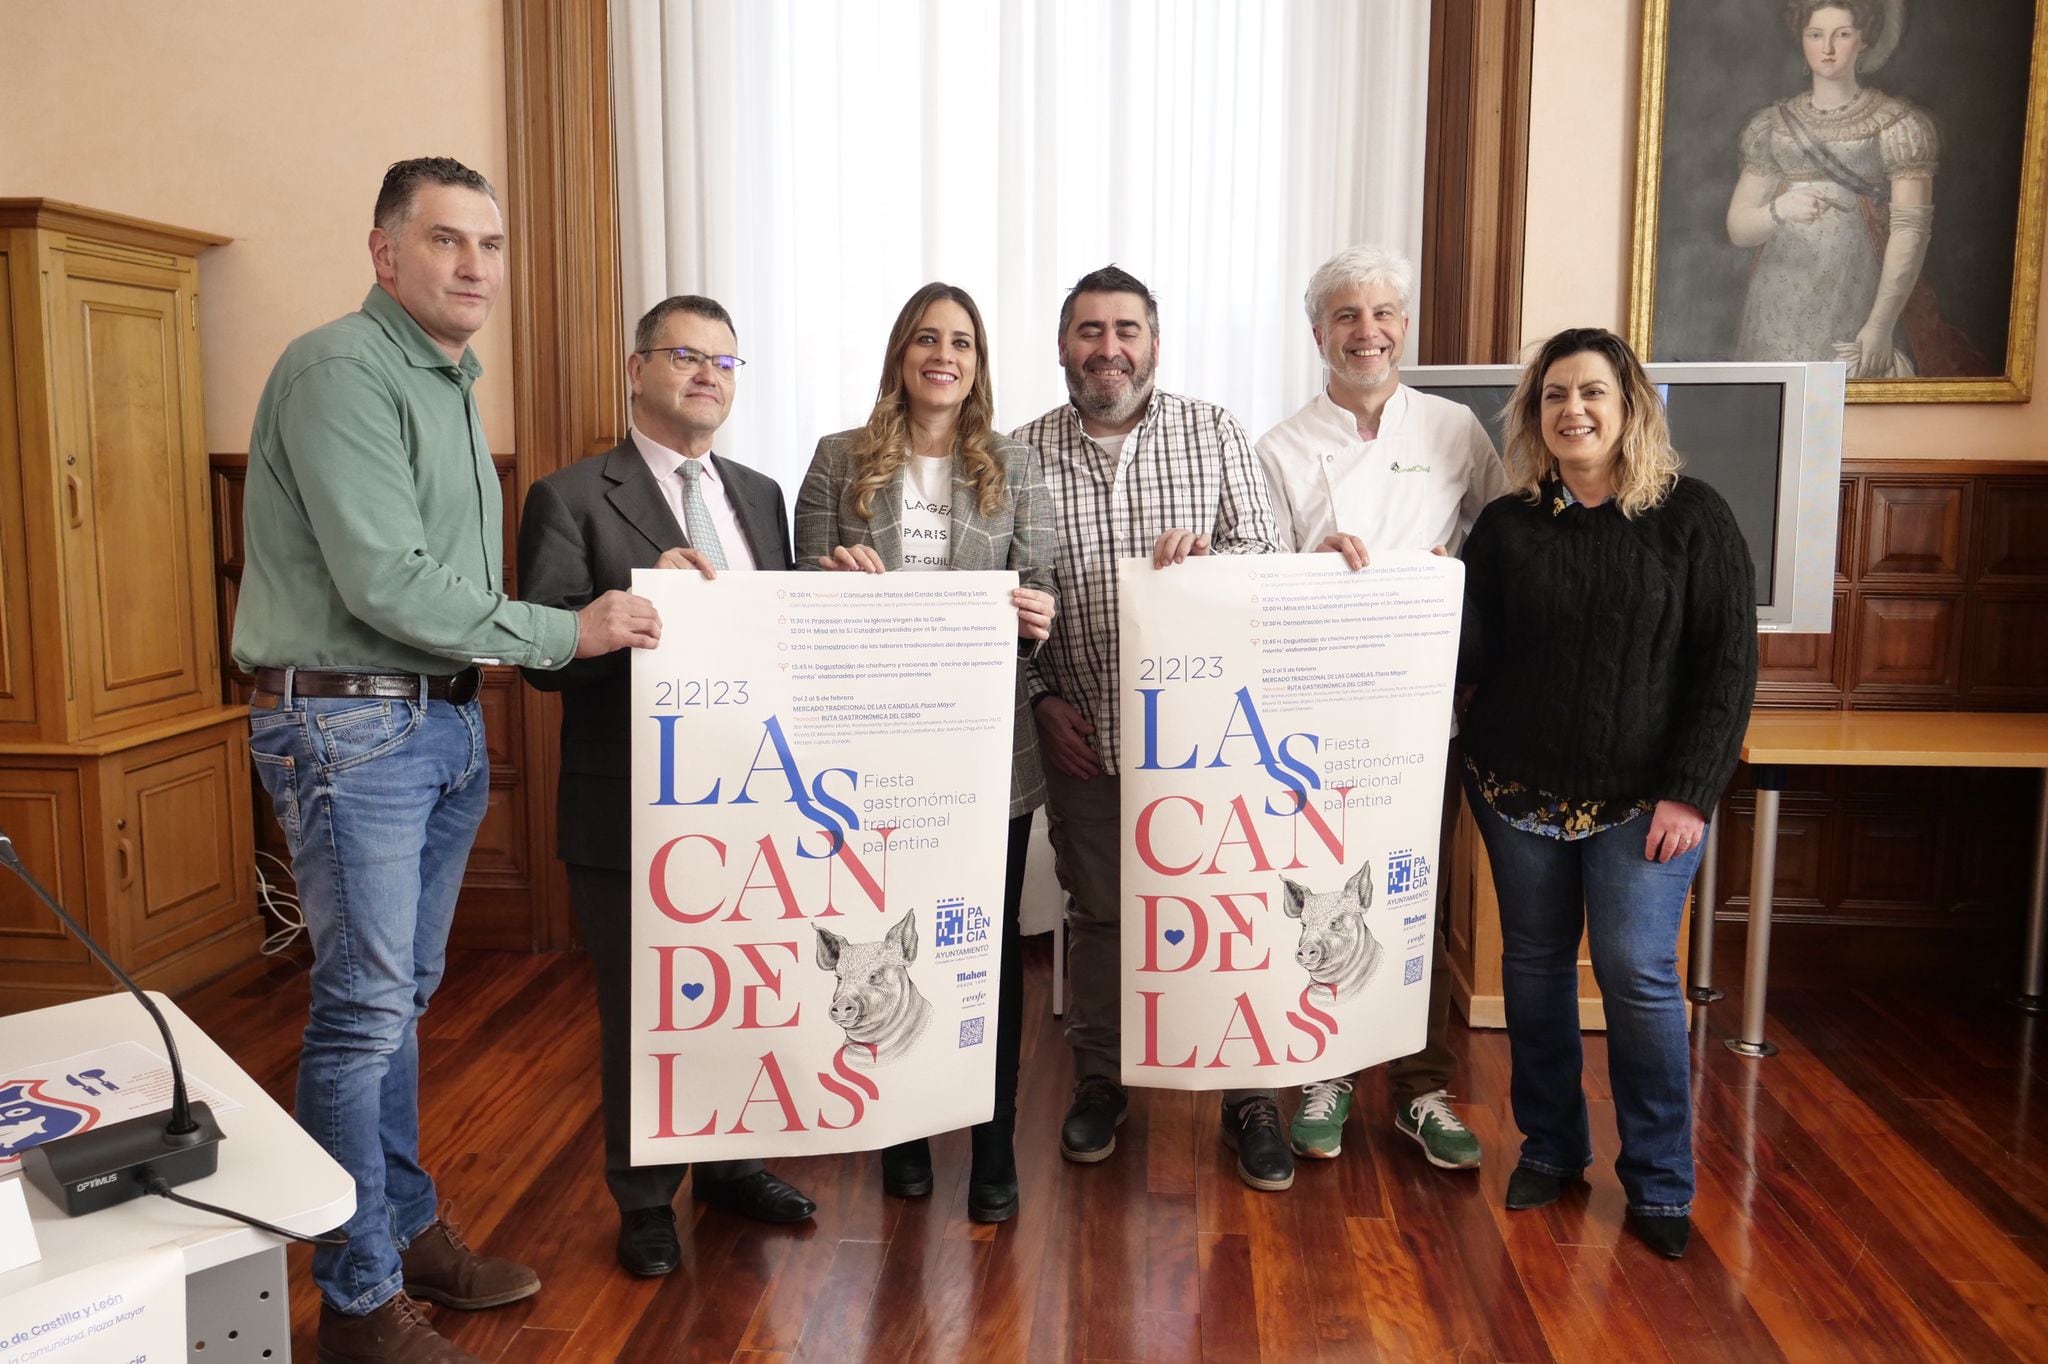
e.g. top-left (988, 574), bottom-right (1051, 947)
top-left (1725, 0), bottom-right (1945, 376)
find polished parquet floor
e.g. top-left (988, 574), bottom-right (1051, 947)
top-left (178, 937), bottom-right (2048, 1362)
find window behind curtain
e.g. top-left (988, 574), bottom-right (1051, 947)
top-left (613, 0), bottom-right (1428, 498)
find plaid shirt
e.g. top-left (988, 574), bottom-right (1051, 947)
top-left (1011, 390), bottom-right (1282, 774)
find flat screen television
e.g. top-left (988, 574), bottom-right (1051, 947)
top-left (1404, 362), bottom-right (1845, 634)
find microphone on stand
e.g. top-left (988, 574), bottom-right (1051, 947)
top-left (0, 828), bottom-right (223, 1215)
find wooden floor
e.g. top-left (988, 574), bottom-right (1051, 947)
top-left (177, 936), bottom-right (2048, 1362)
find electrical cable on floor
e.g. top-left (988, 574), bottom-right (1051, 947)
top-left (143, 1172), bottom-right (349, 1245)
top-left (254, 850), bottom-right (306, 957)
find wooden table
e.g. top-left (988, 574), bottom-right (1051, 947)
top-left (1693, 711), bottom-right (2048, 1057)
top-left (0, 992), bottom-right (354, 1359)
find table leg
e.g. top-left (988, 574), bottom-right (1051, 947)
top-left (186, 1243), bottom-right (290, 1359)
top-left (1688, 809), bottom-right (1725, 1004)
top-left (1726, 766), bottom-right (1784, 1058)
top-left (2014, 767), bottom-right (2048, 1014)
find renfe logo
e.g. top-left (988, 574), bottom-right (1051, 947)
top-left (76, 1172), bottom-right (120, 1190)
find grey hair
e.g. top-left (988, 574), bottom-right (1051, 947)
top-left (1303, 244), bottom-right (1413, 324)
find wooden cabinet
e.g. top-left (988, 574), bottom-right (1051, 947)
top-left (0, 201), bottom-right (254, 1007)
top-left (0, 202), bottom-right (225, 743)
top-left (0, 710), bottom-right (255, 1008)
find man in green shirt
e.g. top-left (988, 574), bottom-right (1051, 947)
top-left (235, 157), bottom-right (653, 1364)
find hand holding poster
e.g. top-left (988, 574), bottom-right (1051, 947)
top-left (630, 568), bottom-right (1017, 1162)
top-left (1118, 552), bottom-right (1462, 1089)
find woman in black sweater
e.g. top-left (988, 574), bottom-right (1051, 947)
top-left (1458, 328), bottom-right (1757, 1259)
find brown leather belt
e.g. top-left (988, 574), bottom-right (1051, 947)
top-left (251, 666), bottom-right (482, 705)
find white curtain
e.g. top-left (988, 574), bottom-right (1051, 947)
top-left (612, 0), bottom-right (1431, 497)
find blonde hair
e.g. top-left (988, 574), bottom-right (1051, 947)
top-left (848, 283), bottom-right (1007, 521)
top-left (1500, 327), bottom-right (1680, 519)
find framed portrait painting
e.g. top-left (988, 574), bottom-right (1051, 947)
top-left (1629, 0), bottom-right (2048, 402)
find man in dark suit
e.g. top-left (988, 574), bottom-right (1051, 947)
top-left (518, 294), bottom-right (814, 1277)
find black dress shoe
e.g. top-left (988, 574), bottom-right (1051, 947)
top-left (1220, 1096), bottom-right (1295, 1192)
top-left (968, 1178), bottom-right (1019, 1223)
top-left (615, 1206), bottom-right (680, 1277)
top-left (1629, 1212), bottom-right (1692, 1259)
top-left (1060, 1076), bottom-right (1128, 1163)
top-left (881, 1140), bottom-right (934, 1198)
top-left (692, 1169), bottom-right (817, 1224)
top-left (1504, 1166), bottom-right (1585, 1211)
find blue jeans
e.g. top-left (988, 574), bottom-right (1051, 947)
top-left (1462, 773), bottom-right (1705, 1217)
top-left (248, 687), bottom-right (489, 1315)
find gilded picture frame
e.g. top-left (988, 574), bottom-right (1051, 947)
top-left (1628, 0), bottom-right (2048, 402)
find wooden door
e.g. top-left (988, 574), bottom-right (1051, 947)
top-left (0, 762), bottom-right (98, 991)
top-left (50, 256), bottom-right (217, 738)
top-left (108, 712), bottom-right (254, 967)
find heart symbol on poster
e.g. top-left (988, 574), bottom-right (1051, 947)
top-left (1163, 929), bottom-right (1186, 946)
top-left (680, 983), bottom-right (705, 1001)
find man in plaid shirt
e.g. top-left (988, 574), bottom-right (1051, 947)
top-left (1011, 266), bottom-right (1294, 1191)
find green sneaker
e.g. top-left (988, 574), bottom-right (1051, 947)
top-left (1289, 1078), bottom-right (1353, 1158)
top-left (1395, 1090), bottom-right (1482, 1170)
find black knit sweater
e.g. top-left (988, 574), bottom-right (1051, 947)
top-left (1457, 475), bottom-right (1759, 815)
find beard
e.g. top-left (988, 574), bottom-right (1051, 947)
top-left (1323, 343), bottom-right (1396, 392)
top-left (1065, 351), bottom-right (1156, 427)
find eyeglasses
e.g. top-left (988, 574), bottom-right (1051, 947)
top-left (637, 346), bottom-right (746, 374)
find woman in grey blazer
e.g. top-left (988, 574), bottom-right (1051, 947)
top-left (795, 281), bottom-right (1057, 1223)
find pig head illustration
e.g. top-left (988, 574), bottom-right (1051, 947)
top-left (813, 909), bottom-right (933, 1067)
top-left (1281, 862), bottom-right (1384, 1000)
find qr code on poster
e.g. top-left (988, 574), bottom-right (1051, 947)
top-left (959, 1016), bottom-right (986, 1048)
top-left (1403, 955), bottom-right (1424, 986)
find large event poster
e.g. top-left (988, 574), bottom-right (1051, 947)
top-left (629, 569), bottom-right (1017, 1162)
top-left (1118, 552), bottom-right (1462, 1089)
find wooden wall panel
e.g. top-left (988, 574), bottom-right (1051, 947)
top-left (1852, 595), bottom-right (1960, 696)
top-left (1980, 481), bottom-right (2048, 579)
top-left (1757, 590), bottom-right (1847, 706)
top-left (1722, 460), bottom-right (2048, 963)
top-left (1421, 0), bottom-right (1534, 363)
top-left (1860, 480), bottom-right (1967, 581)
top-left (1834, 813), bottom-right (1944, 918)
top-left (505, 0), bottom-right (626, 949)
top-left (1968, 596), bottom-right (2048, 697)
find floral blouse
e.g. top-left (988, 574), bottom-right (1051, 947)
top-left (1464, 756), bottom-right (1654, 841)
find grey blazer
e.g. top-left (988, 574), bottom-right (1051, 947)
top-left (794, 429), bottom-right (1057, 818)
top-left (519, 439), bottom-right (792, 869)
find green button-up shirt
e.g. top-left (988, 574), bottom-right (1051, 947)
top-left (231, 286), bottom-right (578, 674)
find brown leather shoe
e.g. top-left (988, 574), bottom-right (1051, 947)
top-left (317, 1294), bottom-right (480, 1363)
top-left (399, 1216), bottom-right (540, 1310)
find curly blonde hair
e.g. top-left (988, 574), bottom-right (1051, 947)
top-left (1500, 328), bottom-right (1680, 519)
top-left (847, 283), bottom-right (1007, 521)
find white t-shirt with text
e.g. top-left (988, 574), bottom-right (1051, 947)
top-left (901, 455), bottom-right (953, 571)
